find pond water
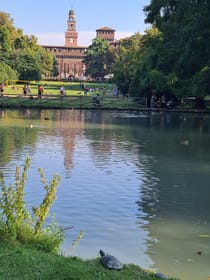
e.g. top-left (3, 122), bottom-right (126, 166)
top-left (0, 109), bottom-right (210, 280)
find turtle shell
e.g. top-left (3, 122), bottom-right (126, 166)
top-left (99, 250), bottom-right (123, 270)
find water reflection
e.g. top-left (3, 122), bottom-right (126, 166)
top-left (52, 110), bottom-right (84, 176)
top-left (135, 112), bottom-right (210, 280)
top-left (0, 109), bottom-right (210, 280)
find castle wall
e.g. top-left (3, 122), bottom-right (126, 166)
top-left (42, 9), bottom-right (115, 80)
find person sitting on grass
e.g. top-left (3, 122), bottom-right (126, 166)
top-left (92, 94), bottom-right (100, 106)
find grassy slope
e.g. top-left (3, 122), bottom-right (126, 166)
top-left (0, 244), bottom-right (178, 280)
top-left (1, 81), bottom-right (142, 110)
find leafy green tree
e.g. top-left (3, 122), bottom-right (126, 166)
top-left (190, 66), bottom-right (210, 108)
top-left (12, 33), bottom-right (53, 80)
top-left (14, 33), bottom-right (38, 51)
top-left (11, 50), bottom-right (42, 80)
top-left (141, 0), bottom-right (210, 107)
top-left (0, 12), bottom-right (21, 62)
top-left (0, 62), bottom-right (18, 83)
top-left (129, 29), bottom-right (170, 102)
top-left (0, 11), bottom-right (54, 81)
top-left (0, 26), bottom-right (11, 54)
top-left (113, 33), bottom-right (141, 95)
top-left (83, 37), bottom-right (114, 80)
top-left (36, 46), bottom-right (54, 77)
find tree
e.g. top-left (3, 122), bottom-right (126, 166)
top-left (0, 12), bottom-right (20, 57)
top-left (0, 26), bottom-right (11, 54)
top-left (83, 37), bottom-right (114, 80)
top-left (0, 62), bottom-right (18, 83)
top-left (12, 33), bottom-right (54, 80)
top-left (35, 46), bottom-right (54, 78)
top-left (0, 11), bottom-right (54, 81)
top-left (113, 33), bottom-right (141, 95)
top-left (130, 28), bottom-right (170, 101)
top-left (11, 50), bottom-right (41, 80)
top-left (142, 0), bottom-right (210, 106)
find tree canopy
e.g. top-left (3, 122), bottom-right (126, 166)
top-left (83, 37), bottom-right (115, 80)
top-left (0, 11), bottom-right (54, 82)
top-left (112, 1), bottom-right (210, 108)
top-left (113, 33), bottom-right (141, 95)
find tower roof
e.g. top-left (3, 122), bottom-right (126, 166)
top-left (69, 9), bottom-right (75, 16)
top-left (96, 26), bottom-right (115, 32)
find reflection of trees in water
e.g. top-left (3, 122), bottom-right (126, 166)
top-left (134, 120), bottom-right (210, 279)
top-left (0, 111), bottom-right (38, 166)
top-left (135, 153), bottom-right (161, 261)
top-left (136, 156), bottom-right (160, 223)
top-left (137, 158), bottom-right (210, 279)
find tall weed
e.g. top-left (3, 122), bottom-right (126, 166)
top-left (0, 156), bottom-right (64, 253)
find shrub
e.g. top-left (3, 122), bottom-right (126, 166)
top-left (0, 156), bottom-right (64, 253)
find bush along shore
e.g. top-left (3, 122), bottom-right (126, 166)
top-left (0, 155), bottom-right (178, 280)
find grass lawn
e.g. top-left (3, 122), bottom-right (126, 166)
top-left (0, 243), bottom-right (178, 280)
top-left (5, 80), bottom-right (114, 96)
top-left (1, 80), bottom-right (144, 110)
top-left (2, 80), bottom-right (210, 112)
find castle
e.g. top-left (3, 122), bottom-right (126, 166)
top-left (43, 7), bottom-right (117, 80)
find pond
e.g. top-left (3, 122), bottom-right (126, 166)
top-left (0, 108), bottom-right (210, 280)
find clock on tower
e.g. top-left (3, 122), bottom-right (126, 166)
top-left (65, 8), bottom-right (78, 47)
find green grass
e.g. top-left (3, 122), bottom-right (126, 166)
top-left (0, 95), bottom-right (140, 110)
top-left (3, 80), bottom-right (210, 111)
top-left (0, 80), bottom-right (142, 110)
top-left (5, 80), bottom-right (113, 96)
top-left (4, 80), bottom-right (210, 111)
top-left (0, 243), bottom-right (178, 280)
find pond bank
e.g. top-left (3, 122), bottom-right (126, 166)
top-left (0, 243), bottom-right (178, 280)
top-left (0, 94), bottom-right (210, 114)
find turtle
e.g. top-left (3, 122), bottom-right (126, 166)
top-left (155, 272), bottom-right (168, 280)
top-left (99, 249), bottom-right (123, 270)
